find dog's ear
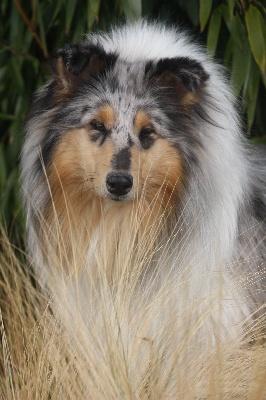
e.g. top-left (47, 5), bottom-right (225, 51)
top-left (146, 57), bottom-right (209, 106)
top-left (51, 43), bottom-right (117, 99)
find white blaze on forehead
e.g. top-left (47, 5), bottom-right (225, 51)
top-left (112, 106), bottom-right (135, 150)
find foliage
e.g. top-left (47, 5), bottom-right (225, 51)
top-left (0, 0), bottom-right (265, 234)
top-left (202, 0), bottom-right (266, 129)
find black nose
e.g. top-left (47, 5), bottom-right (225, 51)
top-left (106, 172), bottom-right (133, 196)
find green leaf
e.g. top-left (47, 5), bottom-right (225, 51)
top-left (7, 118), bottom-right (23, 169)
top-left (246, 5), bottom-right (266, 74)
top-left (0, 170), bottom-right (15, 215)
top-left (142, 0), bottom-right (155, 16)
top-left (9, 58), bottom-right (24, 94)
top-left (220, 5), bottom-right (245, 49)
top-left (0, 114), bottom-right (16, 121)
top-left (252, 1), bottom-right (266, 16)
top-left (49, 0), bottom-right (64, 28)
top-left (230, 40), bottom-right (251, 96)
top-left (0, 144), bottom-right (7, 189)
top-left (244, 56), bottom-right (261, 127)
top-left (35, 0), bottom-right (48, 56)
top-left (20, 28), bottom-right (33, 53)
top-left (87, 0), bottom-right (101, 31)
top-left (228, 0), bottom-right (236, 18)
top-left (224, 36), bottom-right (234, 65)
top-left (1, 0), bottom-right (8, 14)
top-left (121, 0), bottom-right (142, 21)
top-left (10, 2), bottom-right (24, 47)
top-left (252, 136), bottom-right (266, 144)
top-left (0, 66), bottom-right (7, 81)
top-left (65, 0), bottom-right (77, 33)
top-left (178, 0), bottom-right (199, 26)
top-left (30, 57), bottom-right (40, 75)
top-left (72, 18), bottom-right (87, 42)
top-left (199, 0), bottom-right (212, 32)
top-left (207, 8), bottom-right (222, 55)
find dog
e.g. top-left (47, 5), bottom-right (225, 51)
top-left (21, 21), bottom-right (266, 338)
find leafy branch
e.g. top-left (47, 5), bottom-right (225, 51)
top-left (12, 0), bottom-right (49, 59)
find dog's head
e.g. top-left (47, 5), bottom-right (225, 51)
top-left (43, 42), bottom-right (208, 211)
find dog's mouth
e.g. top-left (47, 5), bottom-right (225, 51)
top-left (106, 191), bottom-right (133, 202)
top-left (108, 195), bottom-right (128, 202)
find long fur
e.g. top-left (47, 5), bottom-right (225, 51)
top-left (21, 21), bottom-right (266, 338)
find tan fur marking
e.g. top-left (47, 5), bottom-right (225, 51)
top-left (49, 128), bottom-right (114, 201)
top-left (94, 105), bottom-right (116, 129)
top-left (125, 137), bottom-right (184, 264)
top-left (55, 58), bottom-right (72, 100)
top-left (182, 92), bottom-right (200, 108)
top-left (45, 128), bottom-right (115, 271)
top-left (131, 137), bottom-right (184, 207)
top-left (134, 110), bottom-right (153, 132)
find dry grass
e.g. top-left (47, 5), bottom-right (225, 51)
top-left (0, 222), bottom-right (266, 400)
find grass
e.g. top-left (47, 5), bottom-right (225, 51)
top-left (0, 222), bottom-right (265, 399)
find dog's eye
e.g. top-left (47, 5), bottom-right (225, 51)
top-left (139, 127), bottom-right (155, 149)
top-left (90, 120), bottom-right (108, 135)
top-left (139, 127), bottom-right (154, 137)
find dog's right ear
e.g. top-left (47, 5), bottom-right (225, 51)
top-left (51, 43), bottom-right (117, 100)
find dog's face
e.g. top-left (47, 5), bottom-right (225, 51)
top-left (44, 42), bottom-right (208, 211)
top-left (51, 104), bottom-right (183, 208)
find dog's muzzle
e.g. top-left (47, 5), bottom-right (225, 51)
top-left (106, 172), bottom-right (133, 197)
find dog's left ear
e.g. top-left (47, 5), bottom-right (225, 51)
top-left (51, 43), bottom-right (117, 100)
top-left (147, 57), bottom-right (209, 106)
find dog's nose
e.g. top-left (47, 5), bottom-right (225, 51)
top-left (106, 172), bottom-right (133, 196)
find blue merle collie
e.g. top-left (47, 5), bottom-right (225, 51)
top-left (21, 21), bottom-right (265, 334)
